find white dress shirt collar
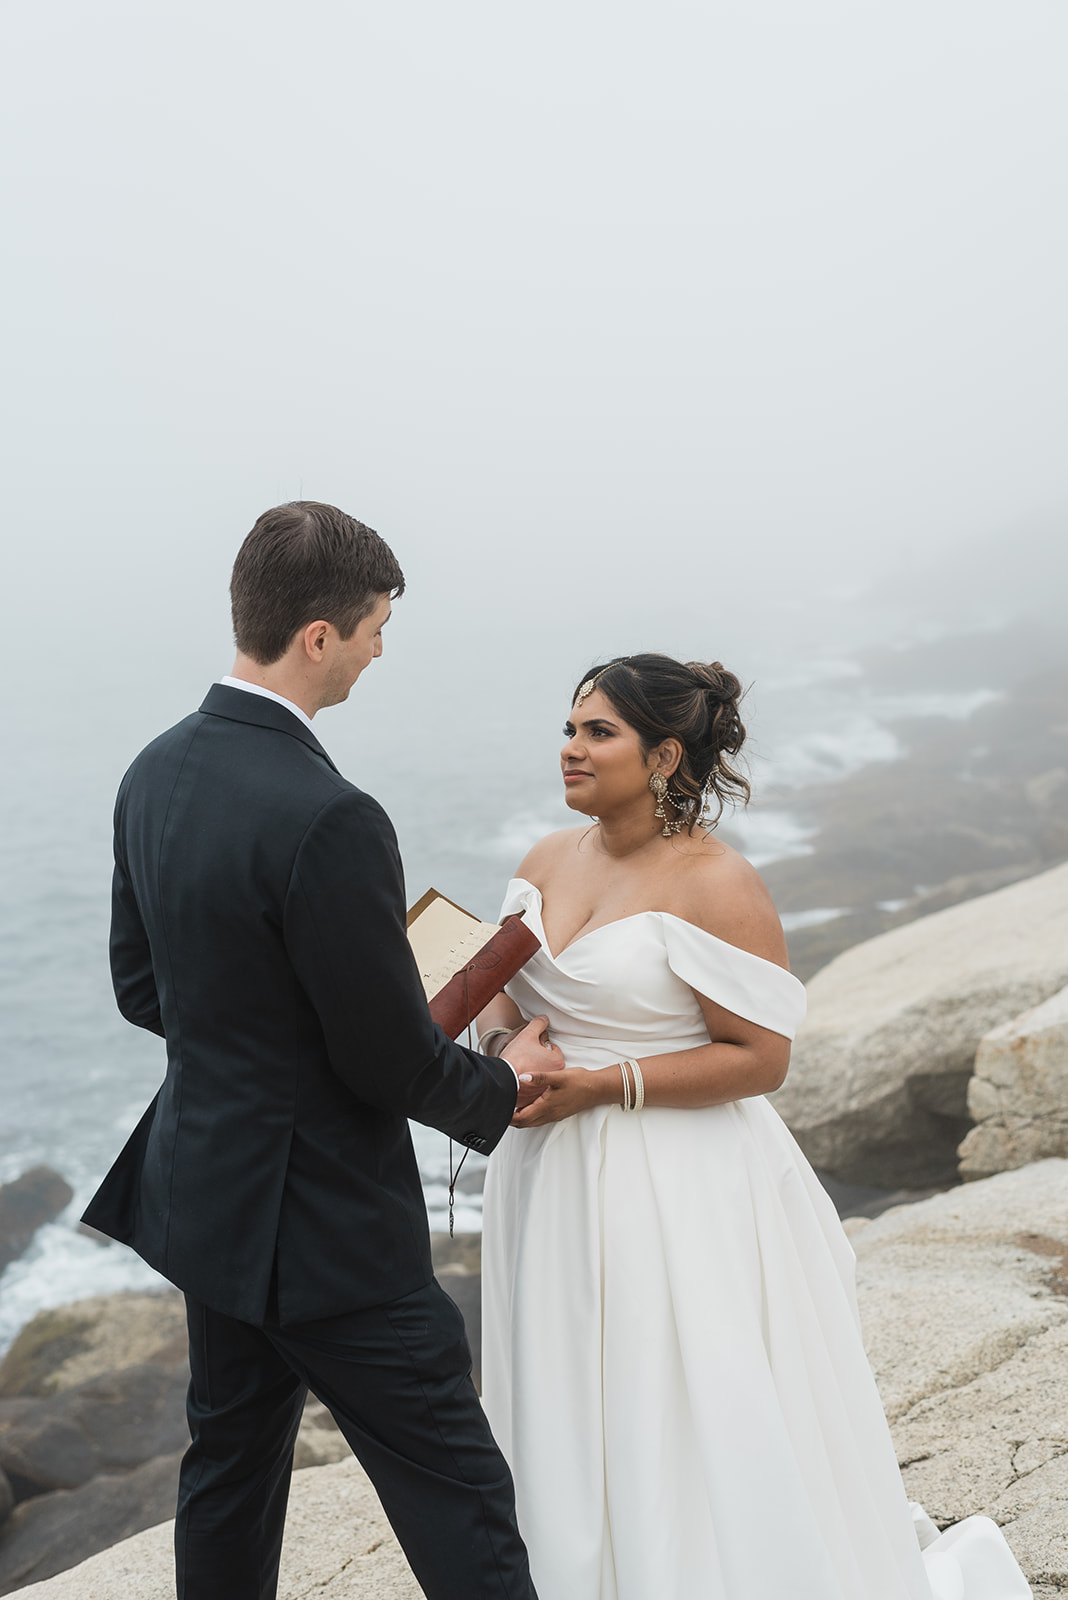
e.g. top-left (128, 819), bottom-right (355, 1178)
top-left (219, 676), bottom-right (318, 736)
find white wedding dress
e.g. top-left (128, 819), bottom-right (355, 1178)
top-left (481, 878), bottom-right (1032, 1600)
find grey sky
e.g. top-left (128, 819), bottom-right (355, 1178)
top-left (2, 0), bottom-right (1066, 716)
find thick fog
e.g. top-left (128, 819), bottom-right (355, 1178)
top-left (3, 0), bottom-right (1066, 716)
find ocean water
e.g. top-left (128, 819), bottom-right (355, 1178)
top-left (0, 634), bottom-right (999, 1354)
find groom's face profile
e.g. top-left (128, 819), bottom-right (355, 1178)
top-left (316, 592), bottom-right (393, 707)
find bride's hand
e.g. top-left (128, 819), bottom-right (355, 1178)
top-left (501, 1017), bottom-right (567, 1113)
top-left (510, 1066), bottom-right (619, 1127)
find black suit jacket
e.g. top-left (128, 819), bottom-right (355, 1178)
top-left (84, 684), bottom-right (517, 1325)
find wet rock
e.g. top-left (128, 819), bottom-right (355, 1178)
top-left (770, 859), bottom-right (1068, 1187)
top-left (0, 1363), bottom-right (188, 1500)
top-left (958, 986), bottom-right (1068, 1180)
top-left (0, 1169), bottom-right (74, 1275)
top-left (0, 1292), bottom-right (186, 1400)
top-left (0, 1450), bottom-right (181, 1595)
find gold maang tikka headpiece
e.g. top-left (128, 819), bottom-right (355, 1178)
top-left (574, 669), bottom-right (608, 707)
top-left (575, 659), bottom-right (629, 707)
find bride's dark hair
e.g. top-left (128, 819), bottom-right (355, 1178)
top-left (572, 653), bottom-right (749, 831)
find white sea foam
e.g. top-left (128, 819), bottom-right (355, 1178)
top-left (756, 689), bottom-right (999, 795)
top-left (726, 810), bottom-right (815, 868)
top-left (0, 1148), bottom-right (483, 1358)
top-left (410, 1124), bottom-right (487, 1234)
top-left (484, 806), bottom-right (574, 861)
top-left (420, 1186), bottom-right (485, 1236)
top-left (0, 1215), bottom-right (167, 1358)
top-left (760, 656), bottom-right (864, 693)
top-left (868, 688), bottom-right (1002, 723)
top-left (764, 720), bottom-right (902, 789)
top-left (780, 907), bottom-right (849, 933)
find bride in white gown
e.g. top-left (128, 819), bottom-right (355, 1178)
top-left (475, 654), bottom-right (1032, 1600)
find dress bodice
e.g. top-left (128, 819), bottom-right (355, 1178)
top-left (501, 877), bottom-right (806, 1064)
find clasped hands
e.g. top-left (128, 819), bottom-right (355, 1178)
top-left (499, 1016), bottom-right (615, 1128)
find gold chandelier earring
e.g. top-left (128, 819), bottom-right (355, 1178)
top-left (652, 771), bottom-right (684, 838)
top-left (649, 770), bottom-right (681, 837)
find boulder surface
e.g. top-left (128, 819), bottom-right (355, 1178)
top-left (0, 1362), bottom-right (190, 1499)
top-left (0, 1451), bottom-right (183, 1595)
top-left (14, 1455), bottom-right (419, 1600)
top-left (770, 860), bottom-right (1068, 1186)
top-left (959, 986), bottom-right (1068, 1180)
top-left (0, 1293), bottom-right (186, 1400)
top-left (852, 1158), bottom-right (1068, 1589)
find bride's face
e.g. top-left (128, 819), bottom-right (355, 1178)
top-left (560, 688), bottom-right (658, 817)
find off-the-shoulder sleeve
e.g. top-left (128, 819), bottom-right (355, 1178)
top-left (661, 915), bottom-right (807, 1040)
top-left (499, 878), bottom-right (534, 921)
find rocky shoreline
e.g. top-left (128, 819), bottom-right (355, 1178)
top-left (1, 1161), bottom-right (1066, 1596)
top-left (752, 628), bottom-right (1068, 983)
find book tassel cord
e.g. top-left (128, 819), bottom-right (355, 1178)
top-left (451, 966), bottom-right (476, 1238)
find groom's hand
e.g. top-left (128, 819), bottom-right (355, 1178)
top-left (500, 1016), bottom-right (565, 1110)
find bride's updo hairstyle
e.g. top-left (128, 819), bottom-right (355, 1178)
top-left (572, 653), bottom-right (749, 831)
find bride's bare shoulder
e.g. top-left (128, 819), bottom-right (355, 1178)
top-left (677, 834), bottom-right (790, 970)
top-left (514, 827), bottom-right (589, 886)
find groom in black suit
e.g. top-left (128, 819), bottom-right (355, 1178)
top-left (84, 502), bottom-right (555, 1600)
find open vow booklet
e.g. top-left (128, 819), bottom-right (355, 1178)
top-left (406, 889), bottom-right (540, 1041)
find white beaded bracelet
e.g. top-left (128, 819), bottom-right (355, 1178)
top-left (618, 1058), bottom-right (645, 1111)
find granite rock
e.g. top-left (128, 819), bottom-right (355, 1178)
top-left (292, 1398), bottom-right (352, 1470)
top-left (0, 1363), bottom-right (189, 1499)
top-left (0, 1451), bottom-right (182, 1596)
top-left (0, 1293), bottom-right (186, 1400)
top-left (958, 987), bottom-right (1068, 1180)
top-left (14, 1456), bottom-right (420, 1600)
top-left (770, 860), bottom-right (1068, 1187)
top-left (854, 1159), bottom-right (1068, 1587)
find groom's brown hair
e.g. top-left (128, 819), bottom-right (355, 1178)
top-left (231, 501), bottom-right (405, 665)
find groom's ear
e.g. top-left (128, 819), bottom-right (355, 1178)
top-left (300, 621), bottom-right (332, 663)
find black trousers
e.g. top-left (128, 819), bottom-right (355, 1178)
top-left (176, 1279), bottom-right (536, 1600)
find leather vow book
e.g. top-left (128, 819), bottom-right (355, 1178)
top-left (406, 889), bottom-right (541, 1040)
